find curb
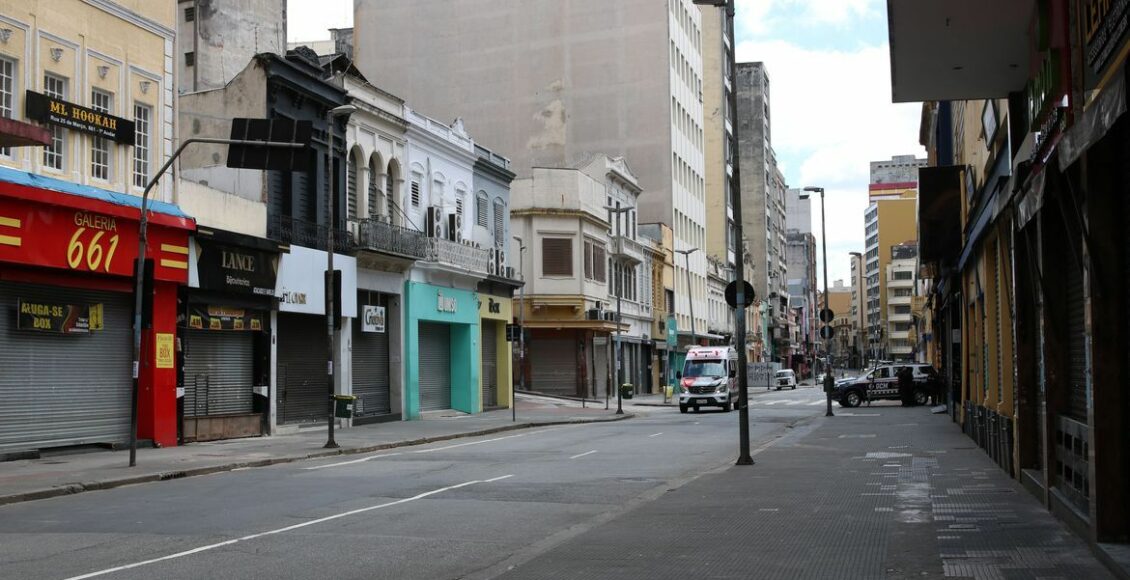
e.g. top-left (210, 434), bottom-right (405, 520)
top-left (0, 413), bottom-right (634, 508)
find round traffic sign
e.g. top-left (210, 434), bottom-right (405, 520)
top-left (725, 280), bottom-right (756, 308)
top-left (819, 308), bottom-right (835, 323)
top-left (820, 325), bottom-right (835, 339)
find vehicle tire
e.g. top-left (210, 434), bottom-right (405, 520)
top-left (913, 389), bottom-right (930, 406)
top-left (792, 384), bottom-right (797, 390)
top-left (679, 405), bottom-right (688, 414)
top-left (844, 390), bottom-right (863, 408)
top-left (775, 386), bottom-right (781, 391)
top-left (692, 405), bottom-right (700, 413)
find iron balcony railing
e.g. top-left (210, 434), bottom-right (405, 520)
top-left (426, 237), bottom-right (492, 275)
top-left (355, 218), bottom-right (429, 260)
top-left (269, 214), bottom-right (351, 253)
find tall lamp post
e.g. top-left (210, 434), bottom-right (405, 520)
top-left (802, 186), bottom-right (833, 417)
top-left (605, 205), bottom-right (632, 415)
top-left (694, 0), bottom-right (753, 465)
top-left (324, 103), bottom-right (357, 449)
top-left (513, 235), bottom-right (526, 423)
top-left (674, 247), bottom-right (699, 348)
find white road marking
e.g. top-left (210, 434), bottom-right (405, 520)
top-left (410, 433), bottom-right (528, 454)
top-left (569, 450), bottom-right (598, 459)
top-left (304, 452), bottom-right (404, 470)
top-left (62, 476), bottom-right (513, 580)
top-left (809, 400), bottom-right (826, 405)
top-left (647, 432), bottom-right (663, 438)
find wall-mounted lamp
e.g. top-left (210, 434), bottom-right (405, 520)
top-left (97, 65), bottom-right (110, 80)
top-left (0, 29), bottom-right (12, 45)
top-left (50, 47), bottom-right (64, 62)
top-left (139, 80), bottom-right (152, 94)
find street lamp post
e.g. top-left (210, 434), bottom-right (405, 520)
top-left (694, 0), bottom-right (753, 465)
top-left (802, 186), bottom-right (833, 417)
top-left (675, 247), bottom-right (699, 348)
top-left (605, 205), bottom-right (632, 416)
top-left (513, 235), bottom-right (526, 423)
top-left (324, 103), bottom-right (357, 449)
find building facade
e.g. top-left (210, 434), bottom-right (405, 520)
top-left (176, 0), bottom-right (287, 94)
top-left (864, 171), bottom-right (919, 363)
top-left (0, 0), bottom-right (193, 454)
top-left (884, 243), bottom-right (918, 361)
top-left (849, 251), bottom-right (866, 368)
top-left (353, 0), bottom-right (709, 347)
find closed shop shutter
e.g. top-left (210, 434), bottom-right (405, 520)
top-left (352, 318), bottom-right (391, 417)
top-left (530, 337), bottom-right (577, 396)
top-left (482, 322), bottom-right (498, 408)
top-left (182, 329), bottom-right (254, 417)
top-left (1066, 253), bottom-right (1087, 420)
top-left (278, 313), bottom-right (329, 424)
top-left (419, 322), bottom-right (451, 411)
top-left (0, 281), bottom-right (132, 453)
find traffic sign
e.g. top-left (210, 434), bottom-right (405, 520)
top-left (506, 324), bottom-right (522, 342)
top-left (725, 280), bottom-right (756, 308)
top-left (820, 326), bottom-right (835, 339)
top-left (819, 308), bottom-right (835, 323)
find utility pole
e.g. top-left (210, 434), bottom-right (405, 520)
top-left (513, 236), bottom-right (526, 423)
top-left (323, 104), bottom-right (357, 449)
top-left (606, 205), bottom-right (632, 415)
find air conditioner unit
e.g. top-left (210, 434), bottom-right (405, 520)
top-left (486, 248), bottom-right (498, 275)
top-left (586, 308), bottom-right (602, 320)
top-left (603, 311), bottom-right (618, 322)
top-left (448, 213), bottom-right (463, 242)
top-left (504, 266), bottom-right (515, 279)
top-left (426, 206), bottom-right (444, 238)
top-left (495, 249), bottom-right (506, 274)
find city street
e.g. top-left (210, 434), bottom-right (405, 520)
top-left (2, 386), bottom-right (1110, 580)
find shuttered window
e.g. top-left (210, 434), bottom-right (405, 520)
top-left (584, 240), bottom-right (606, 283)
top-left (347, 158), bottom-right (358, 220)
top-left (493, 199), bottom-right (505, 245)
top-left (542, 238), bottom-right (573, 276)
top-left (410, 180), bottom-right (421, 206)
top-left (476, 192), bottom-right (489, 227)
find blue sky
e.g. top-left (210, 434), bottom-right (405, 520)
top-left (287, 0), bottom-right (925, 284)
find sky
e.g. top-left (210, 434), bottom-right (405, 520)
top-left (286, 0), bottom-right (926, 286)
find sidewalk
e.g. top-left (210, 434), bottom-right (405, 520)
top-left (0, 395), bottom-right (630, 507)
top-left (493, 402), bottom-right (1114, 580)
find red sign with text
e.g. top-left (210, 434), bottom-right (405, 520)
top-left (0, 196), bottom-right (190, 283)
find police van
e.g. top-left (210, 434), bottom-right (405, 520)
top-left (677, 346), bottom-right (740, 413)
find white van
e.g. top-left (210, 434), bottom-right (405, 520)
top-left (677, 346), bottom-right (739, 413)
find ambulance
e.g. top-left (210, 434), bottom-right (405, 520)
top-left (677, 346), bottom-right (740, 413)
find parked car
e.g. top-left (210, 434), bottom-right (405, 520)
top-left (774, 369), bottom-right (797, 390)
top-left (677, 346), bottom-right (740, 413)
top-left (833, 363), bottom-right (939, 407)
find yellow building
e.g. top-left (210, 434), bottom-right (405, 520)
top-left (477, 293), bottom-right (513, 411)
top-left (0, 0), bottom-right (174, 200)
top-left (864, 186), bottom-right (918, 359)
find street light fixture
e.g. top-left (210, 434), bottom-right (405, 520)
top-left (801, 186), bottom-right (833, 417)
top-left (693, 0), bottom-right (753, 466)
top-left (605, 205), bottom-right (633, 416)
top-left (324, 103), bottom-right (357, 449)
top-left (674, 247), bottom-right (699, 349)
top-left (513, 235), bottom-right (526, 423)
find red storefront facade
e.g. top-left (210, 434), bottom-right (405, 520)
top-left (0, 172), bottom-right (194, 454)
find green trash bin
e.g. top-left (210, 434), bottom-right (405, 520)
top-left (620, 383), bottom-right (634, 399)
top-left (333, 394), bottom-right (357, 419)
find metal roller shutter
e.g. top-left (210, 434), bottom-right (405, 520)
top-left (278, 313), bottom-right (329, 424)
top-left (482, 323), bottom-right (498, 408)
top-left (1066, 254), bottom-right (1087, 420)
top-left (0, 281), bottom-right (131, 453)
top-left (419, 322), bottom-right (451, 411)
top-left (530, 337), bottom-right (577, 396)
top-left (182, 329), bottom-right (254, 417)
top-left (352, 318), bottom-right (391, 417)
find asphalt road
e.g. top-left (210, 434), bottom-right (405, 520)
top-left (0, 387), bottom-right (826, 580)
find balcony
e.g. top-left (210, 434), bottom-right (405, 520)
top-left (425, 237), bottom-right (492, 276)
top-left (611, 236), bottom-right (646, 266)
top-left (269, 215), bottom-right (350, 253)
top-left (355, 218), bottom-right (428, 260)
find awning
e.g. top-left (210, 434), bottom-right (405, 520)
top-left (1058, 68), bottom-right (1128, 169)
top-left (0, 117), bottom-right (51, 148)
top-left (917, 165), bottom-right (963, 268)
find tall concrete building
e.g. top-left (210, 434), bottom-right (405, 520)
top-left (786, 188), bottom-right (812, 233)
top-left (736, 62), bottom-right (789, 361)
top-left (886, 243), bottom-right (919, 361)
top-left (353, 0), bottom-right (709, 340)
top-left (850, 251), bottom-right (866, 366)
top-left (176, 0), bottom-right (287, 93)
top-left (864, 155), bottom-right (924, 361)
top-left (701, 5), bottom-right (735, 269)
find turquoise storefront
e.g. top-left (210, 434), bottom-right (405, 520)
top-left (403, 282), bottom-right (479, 419)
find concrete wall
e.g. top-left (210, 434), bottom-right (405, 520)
top-left (701, 6), bottom-right (731, 267)
top-left (736, 62), bottom-right (770, 299)
top-left (786, 189), bottom-right (812, 234)
top-left (177, 180), bottom-right (267, 236)
top-left (177, 0), bottom-right (286, 93)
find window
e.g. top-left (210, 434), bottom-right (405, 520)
top-left (386, 171), bottom-right (395, 217)
top-left (0, 56), bottom-right (16, 157)
top-left (584, 240), bottom-right (607, 283)
top-left (43, 74), bottom-right (67, 170)
top-left (541, 238), bottom-right (573, 277)
top-left (666, 289), bottom-right (675, 314)
top-left (893, 271), bottom-right (913, 281)
top-left (184, 52), bottom-right (195, 67)
top-left (367, 160), bottom-right (379, 218)
top-left (347, 157), bottom-right (358, 219)
top-left (493, 199), bottom-right (505, 245)
top-left (410, 180), bottom-right (421, 206)
top-left (476, 192), bottom-right (488, 227)
top-left (184, 6), bottom-right (195, 21)
top-left (132, 103), bottom-right (151, 188)
top-left (90, 89), bottom-right (113, 180)
top-left (455, 193), bottom-right (464, 218)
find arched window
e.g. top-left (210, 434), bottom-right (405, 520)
top-left (386, 158), bottom-right (401, 225)
top-left (367, 154), bottom-right (381, 219)
top-left (347, 149), bottom-right (360, 220)
top-left (476, 191), bottom-right (489, 227)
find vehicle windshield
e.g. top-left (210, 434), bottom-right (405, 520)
top-left (775, 370), bottom-right (792, 378)
top-left (683, 360), bottom-right (726, 378)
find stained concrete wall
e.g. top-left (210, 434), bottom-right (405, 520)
top-left (177, 0), bottom-right (286, 93)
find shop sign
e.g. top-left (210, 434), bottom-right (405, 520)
top-left (274, 245), bottom-right (357, 316)
top-left (16, 298), bottom-right (99, 334)
top-left (1082, 0), bottom-right (1130, 90)
top-left (361, 305), bottom-right (386, 333)
top-left (0, 197), bottom-right (189, 283)
top-left (437, 291), bottom-right (457, 313)
top-left (25, 90), bottom-right (135, 145)
top-left (196, 240), bottom-right (277, 296)
top-left (188, 305), bottom-right (264, 331)
top-left (155, 333), bottom-right (175, 369)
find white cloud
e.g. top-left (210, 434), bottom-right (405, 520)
top-left (736, 0), bottom-right (880, 35)
top-left (287, 0), bottom-right (352, 42)
top-left (735, 37), bottom-right (924, 283)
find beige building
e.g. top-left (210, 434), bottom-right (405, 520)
top-left (353, 0), bottom-right (709, 344)
top-left (0, 0), bottom-right (175, 201)
top-left (849, 251), bottom-right (866, 366)
top-left (885, 243), bottom-right (918, 360)
top-left (864, 185), bottom-right (918, 361)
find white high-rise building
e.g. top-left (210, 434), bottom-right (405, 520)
top-left (352, 0), bottom-right (709, 339)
